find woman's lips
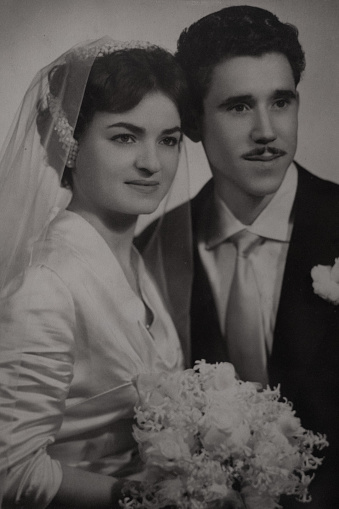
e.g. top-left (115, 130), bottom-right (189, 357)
top-left (125, 180), bottom-right (160, 193)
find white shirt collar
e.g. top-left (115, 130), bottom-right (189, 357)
top-left (205, 163), bottom-right (298, 249)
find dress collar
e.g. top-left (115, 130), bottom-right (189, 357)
top-left (204, 163), bottom-right (298, 250)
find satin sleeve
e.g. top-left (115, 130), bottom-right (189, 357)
top-left (0, 265), bottom-right (76, 509)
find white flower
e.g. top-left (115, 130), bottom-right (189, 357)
top-left (156, 478), bottom-right (185, 504)
top-left (133, 372), bottom-right (166, 406)
top-left (241, 486), bottom-right (277, 509)
top-left (311, 258), bottom-right (339, 304)
top-left (276, 412), bottom-right (303, 439)
top-left (207, 489), bottom-right (244, 508)
top-left (142, 429), bottom-right (191, 465)
top-left (202, 362), bottom-right (236, 391)
top-left (200, 405), bottom-right (250, 455)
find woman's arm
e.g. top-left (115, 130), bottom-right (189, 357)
top-left (0, 266), bottom-right (76, 508)
top-left (0, 266), bottom-right (140, 509)
top-left (48, 466), bottom-right (125, 509)
top-left (50, 467), bottom-right (246, 509)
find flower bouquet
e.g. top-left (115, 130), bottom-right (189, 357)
top-left (120, 361), bottom-right (328, 509)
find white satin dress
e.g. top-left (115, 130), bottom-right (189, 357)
top-left (0, 210), bottom-right (184, 509)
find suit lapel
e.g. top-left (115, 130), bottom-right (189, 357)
top-left (190, 180), bottom-right (229, 364)
top-left (270, 166), bottom-right (339, 377)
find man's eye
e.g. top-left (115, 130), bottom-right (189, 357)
top-left (160, 137), bottom-right (179, 147)
top-left (111, 134), bottom-right (135, 144)
top-left (274, 99), bottom-right (289, 109)
top-left (229, 104), bottom-right (248, 113)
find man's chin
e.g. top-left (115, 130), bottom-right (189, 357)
top-left (246, 170), bottom-right (288, 198)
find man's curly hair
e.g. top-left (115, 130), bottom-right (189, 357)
top-left (176, 5), bottom-right (305, 118)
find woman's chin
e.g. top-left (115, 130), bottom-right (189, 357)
top-left (135, 199), bottom-right (165, 216)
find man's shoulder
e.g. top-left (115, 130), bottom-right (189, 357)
top-left (296, 163), bottom-right (339, 195)
top-left (295, 164), bottom-right (339, 220)
top-left (293, 164), bottom-right (339, 241)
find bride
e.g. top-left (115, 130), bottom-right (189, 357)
top-left (0, 37), bottom-right (191, 509)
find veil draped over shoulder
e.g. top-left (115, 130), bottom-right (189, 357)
top-left (0, 36), bottom-right (193, 505)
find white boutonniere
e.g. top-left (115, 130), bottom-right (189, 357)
top-left (311, 258), bottom-right (339, 304)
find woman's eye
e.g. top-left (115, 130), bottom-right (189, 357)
top-left (160, 137), bottom-right (179, 147)
top-left (111, 134), bottom-right (135, 144)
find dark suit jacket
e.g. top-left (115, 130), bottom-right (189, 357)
top-left (136, 165), bottom-right (339, 508)
top-left (190, 165), bottom-right (339, 508)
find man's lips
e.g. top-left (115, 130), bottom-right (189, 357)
top-left (243, 147), bottom-right (287, 161)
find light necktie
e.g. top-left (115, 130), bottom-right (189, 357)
top-left (226, 230), bottom-right (268, 385)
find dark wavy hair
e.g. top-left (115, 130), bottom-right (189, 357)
top-left (176, 5), bottom-right (305, 123)
top-left (37, 46), bottom-right (189, 188)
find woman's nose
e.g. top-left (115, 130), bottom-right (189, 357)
top-left (251, 109), bottom-right (277, 144)
top-left (136, 144), bottom-right (161, 174)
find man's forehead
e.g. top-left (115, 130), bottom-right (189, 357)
top-left (208, 52), bottom-right (296, 97)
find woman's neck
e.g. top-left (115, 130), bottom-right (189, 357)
top-left (67, 204), bottom-right (137, 261)
top-left (68, 204), bottom-right (143, 297)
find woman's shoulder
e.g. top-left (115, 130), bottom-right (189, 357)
top-left (29, 209), bottom-right (127, 294)
top-left (0, 263), bottom-right (76, 348)
top-left (31, 210), bottom-right (100, 279)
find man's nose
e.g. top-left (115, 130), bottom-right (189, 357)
top-left (251, 109), bottom-right (277, 144)
top-left (136, 143), bottom-right (161, 174)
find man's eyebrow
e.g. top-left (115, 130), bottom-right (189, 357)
top-left (218, 90), bottom-right (297, 109)
top-left (106, 123), bottom-right (182, 135)
top-left (218, 95), bottom-right (254, 108)
top-left (272, 89), bottom-right (297, 100)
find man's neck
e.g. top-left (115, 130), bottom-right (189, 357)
top-left (215, 185), bottom-right (276, 225)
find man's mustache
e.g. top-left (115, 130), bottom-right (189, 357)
top-left (243, 147), bottom-right (287, 157)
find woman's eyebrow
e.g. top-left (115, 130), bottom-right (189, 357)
top-left (106, 122), bottom-right (144, 134)
top-left (107, 123), bottom-right (182, 135)
top-left (161, 127), bottom-right (182, 135)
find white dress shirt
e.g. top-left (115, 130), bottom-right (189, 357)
top-left (198, 163), bottom-right (298, 355)
top-left (0, 210), bottom-right (184, 509)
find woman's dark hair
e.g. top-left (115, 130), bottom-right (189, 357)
top-left (176, 5), bottom-right (306, 121)
top-left (37, 45), bottom-right (189, 188)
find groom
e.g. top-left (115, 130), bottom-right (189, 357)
top-left (173, 5), bottom-right (339, 508)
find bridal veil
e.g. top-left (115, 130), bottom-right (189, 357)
top-left (0, 36), bottom-right (193, 504)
